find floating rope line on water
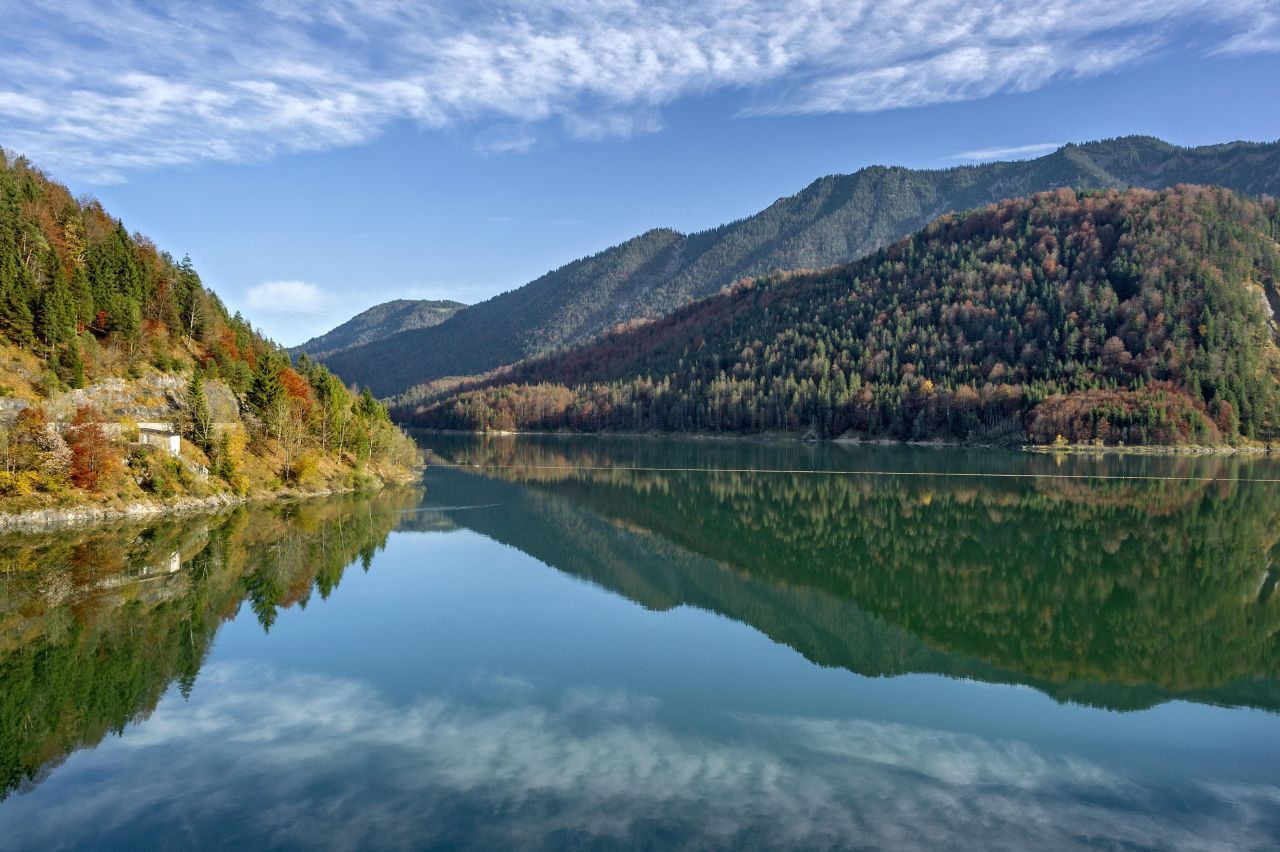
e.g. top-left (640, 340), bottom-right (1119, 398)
top-left (401, 503), bottom-right (505, 513)
top-left (429, 462), bottom-right (1280, 484)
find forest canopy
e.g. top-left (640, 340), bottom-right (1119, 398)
top-left (398, 186), bottom-right (1280, 446)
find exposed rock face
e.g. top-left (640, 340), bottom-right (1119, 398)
top-left (0, 372), bottom-right (241, 434)
top-left (0, 371), bottom-right (197, 427)
top-left (0, 397), bottom-right (27, 422)
top-left (204, 379), bottom-right (240, 422)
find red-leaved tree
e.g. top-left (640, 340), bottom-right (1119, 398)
top-left (67, 405), bottom-right (123, 491)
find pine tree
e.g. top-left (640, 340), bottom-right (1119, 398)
top-left (213, 431), bottom-right (236, 482)
top-left (36, 248), bottom-right (75, 347)
top-left (186, 369), bottom-right (213, 452)
top-left (357, 386), bottom-right (386, 422)
top-left (247, 361), bottom-right (285, 416)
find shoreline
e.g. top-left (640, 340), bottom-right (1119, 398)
top-left (0, 474), bottom-right (423, 533)
top-left (1022, 443), bottom-right (1271, 456)
top-left (405, 427), bottom-right (1274, 456)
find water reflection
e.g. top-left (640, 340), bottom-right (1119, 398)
top-left (1, 436), bottom-right (1279, 849)
top-left (3, 660), bottom-right (1277, 851)
top-left (425, 435), bottom-right (1280, 711)
top-left (0, 489), bottom-right (420, 801)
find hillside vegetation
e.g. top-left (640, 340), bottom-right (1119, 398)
top-left (325, 136), bottom-right (1280, 397)
top-left (290, 298), bottom-right (464, 359)
top-left (399, 186), bottom-right (1280, 446)
top-left (0, 151), bottom-right (417, 514)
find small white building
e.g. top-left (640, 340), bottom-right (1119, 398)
top-left (136, 422), bottom-right (181, 457)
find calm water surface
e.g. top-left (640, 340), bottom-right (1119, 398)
top-left (1, 435), bottom-right (1279, 850)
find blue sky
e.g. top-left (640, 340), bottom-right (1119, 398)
top-left (2, 2), bottom-right (1279, 345)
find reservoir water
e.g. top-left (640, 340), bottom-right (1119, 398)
top-left (1, 434), bottom-right (1279, 850)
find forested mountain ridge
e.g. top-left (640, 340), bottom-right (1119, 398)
top-left (290, 298), bottom-right (465, 359)
top-left (324, 227), bottom-right (687, 394)
top-left (324, 136), bottom-right (1280, 397)
top-left (0, 150), bottom-right (417, 514)
top-left (399, 186), bottom-right (1280, 445)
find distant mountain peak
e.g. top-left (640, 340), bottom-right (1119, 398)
top-left (291, 298), bottom-right (466, 360)
top-left (318, 136), bottom-right (1280, 398)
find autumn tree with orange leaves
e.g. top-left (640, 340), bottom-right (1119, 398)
top-left (66, 405), bottom-right (123, 491)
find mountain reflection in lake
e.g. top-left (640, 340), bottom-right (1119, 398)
top-left (1, 435), bottom-right (1278, 850)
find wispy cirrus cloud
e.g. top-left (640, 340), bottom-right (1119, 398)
top-left (947, 141), bottom-right (1066, 162)
top-left (472, 124), bottom-right (539, 156)
top-left (0, 1), bottom-right (1277, 182)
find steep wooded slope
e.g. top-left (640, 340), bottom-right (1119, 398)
top-left (400, 186), bottom-right (1280, 445)
top-left (326, 136), bottom-right (1280, 397)
top-left (0, 150), bottom-right (416, 509)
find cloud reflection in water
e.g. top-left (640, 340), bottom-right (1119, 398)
top-left (3, 662), bottom-right (1276, 851)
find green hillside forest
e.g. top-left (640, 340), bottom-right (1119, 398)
top-left (323, 136), bottom-right (1280, 397)
top-left (0, 151), bottom-right (417, 514)
top-left (399, 186), bottom-right (1280, 445)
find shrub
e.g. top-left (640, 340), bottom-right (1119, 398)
top-left (0, 471), bottom-right (38, 497)
top-left (129, 445), bottom-right (180, 497)
top-left (289, 450), bottom-right (323, 488)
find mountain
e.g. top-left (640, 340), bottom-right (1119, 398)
top-left (290, 298), bottom-right (465, 359)
top-left (321, 136), bottom-right (1280, 397)
top-left (0, 150), bottom-right (416, 512)
top-left (399, 186), bottom-right (1280, 445)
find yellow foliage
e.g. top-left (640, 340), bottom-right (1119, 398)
top-left (0, 471), bottom-right (38, 497)
top-left (289, 450), bottom-right (324, 488)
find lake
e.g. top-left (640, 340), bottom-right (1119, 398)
top-left (2, 434), bottom-right (1279, 850)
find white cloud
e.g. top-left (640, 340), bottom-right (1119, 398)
top-left (562, 109), bottom-right (665, 142)
top-left (1, 663), bottom-right (1276, 850)
top-left (245, 280), bottom-right (335, 316)
top-left (947, 142), bottom-right (1065, 162)
top-left (0, 1), bottom-right (1277, 182)
top-left (473, 124), bottom-right (539, 155)
top-left (1213, 9), bottom-right (1280, 56)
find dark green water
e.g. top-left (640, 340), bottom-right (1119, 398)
top-left (1, 434), bottom-right (1279, 850)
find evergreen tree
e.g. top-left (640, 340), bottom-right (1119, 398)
top-left (186, 369), bottom-right (213, 452)
top-left (357, 386), bottom-right (385, 422)
top-left (61, 339), bottom-right (85, 389)
top-left (247, 360), bottom-right (285, 416)
top-left (36, 248), bottom-right (75, 347)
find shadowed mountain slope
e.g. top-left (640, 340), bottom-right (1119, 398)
top-left (323, 137), bottom-right (1280, 397)
top-left (402, 186), bottom-right (1280, 445)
